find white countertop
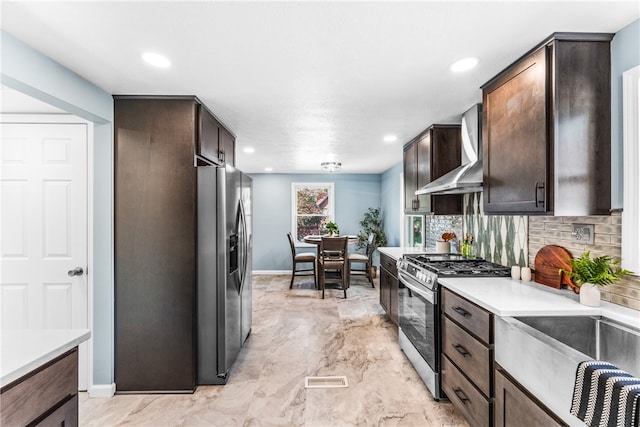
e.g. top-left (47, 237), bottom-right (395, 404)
top-left (1, 329), bottom-right (91, 387)
top-left (439, 277), bottom-right (640, 328)
top-left (378, 246), bottom-right (431, 260)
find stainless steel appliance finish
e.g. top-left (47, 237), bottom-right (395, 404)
top-left (397, 253), bottom-right (509, 400)
top-left (416, 104), bottom-right (483, 195)
top-left (197, 164), bottom-right (252, 385)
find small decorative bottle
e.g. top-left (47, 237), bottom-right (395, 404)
top-left (461, 234), bottom-right (474, 257)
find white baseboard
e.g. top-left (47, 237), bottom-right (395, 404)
top-left (253, 270), bottom-right (291, 275)
top-left (88, 383), bottom-right (116, 398)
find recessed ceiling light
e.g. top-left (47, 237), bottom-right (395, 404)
top-left (265, 167), bottom-right (273, 172)
top-left (450, 57), bottom-right (479, 73)
top-left (384, 135), bottom-right (397, 143)
top-left (142, 52), bottom-right (171, 68)
top-left (243, 147), bottom-right (255, 154)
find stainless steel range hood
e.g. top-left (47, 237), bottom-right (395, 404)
top-left (416, 104), bottom-right (483, 195)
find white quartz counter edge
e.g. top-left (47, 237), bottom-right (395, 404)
top-left (1, 329), bottom-right (91, 387)
top-left (439, 277), bottom-right (640, 329)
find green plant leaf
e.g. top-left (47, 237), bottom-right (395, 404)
top-left (559, 251), bottom-right (632, 287)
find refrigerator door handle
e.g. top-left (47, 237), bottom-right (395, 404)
top-left (238, 199), bottom-right (248, 294)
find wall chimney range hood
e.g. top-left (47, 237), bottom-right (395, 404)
top-left (416, 104), bottom-right (483, 195)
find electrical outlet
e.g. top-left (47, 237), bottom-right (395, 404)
top-left (571, 223), bottom-right (594, 244)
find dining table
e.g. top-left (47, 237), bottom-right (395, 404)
top-left (302, 235), bottom-right (359, 245)
top-left (303, 235), bottom-right (359, 291)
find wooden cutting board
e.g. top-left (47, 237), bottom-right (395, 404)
top-left (534, 245), bottom-right (579, 293)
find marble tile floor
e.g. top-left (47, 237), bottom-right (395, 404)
top-left (79, 274), bottom-right (469, 427)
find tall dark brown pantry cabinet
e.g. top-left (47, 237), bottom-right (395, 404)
top-left (114, 96), bottom-right (238, 392)
top-left (403, 125), bottom-right (462, 215)
top-left (481, 33), bottom-right (613, 215)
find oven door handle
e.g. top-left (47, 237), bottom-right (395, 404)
top-left (398, 272), bottom-right (436, 304)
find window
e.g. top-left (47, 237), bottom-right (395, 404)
top-left (404, 215), bottom-right (424, 247)
top-left (292, 183), bottom-right (334, 242)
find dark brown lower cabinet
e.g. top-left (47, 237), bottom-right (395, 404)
top-left (494, 367), bottom-right (566, 427)
top-left (0, 349), bottom-right (79, 426)
top-left (379, 253), bottom-right (398, 325)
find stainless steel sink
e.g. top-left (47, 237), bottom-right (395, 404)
top-left (495, 315), bottom-right (640, 426)
top-left (515, 315), bottom-right (640, 376)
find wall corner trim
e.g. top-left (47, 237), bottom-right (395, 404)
top-left (88, 383), bottom-right (116, 398)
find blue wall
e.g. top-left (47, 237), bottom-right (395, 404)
top-left (611, 19), bottom-right (640, 209)
top-left (249, 173), bottom-right (382, 270)
top-left (1, 30), bottom-right (115, 388)
top-left (381, 162), bottom-right (403, 246)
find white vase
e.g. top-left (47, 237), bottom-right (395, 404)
top-left (436, 241), bottom-right (450, 254)
top-left (579, 283), bottom-right (601, 307)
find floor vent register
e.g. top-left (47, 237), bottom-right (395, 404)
top-left (304, 376), bottom-right (349, 388)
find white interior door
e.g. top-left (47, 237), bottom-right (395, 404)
top-left (1, 122), bottom-right (88, 390)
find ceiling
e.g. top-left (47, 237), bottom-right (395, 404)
top-left (1, 1), bottom-right (638, 174)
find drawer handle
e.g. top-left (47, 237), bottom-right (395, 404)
top-left (452, 306), bottom-right (471, 317)
top-left (453, 344), bottom-right (471, 357)
top-left (453, 387), bottom-right (470, 404)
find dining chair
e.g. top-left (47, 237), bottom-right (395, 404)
top-left (318, 236), bottom-right (349, 299)
top-left (287, 233), bottom-right (317, 289)
top-left (348, 232), bottom-right (375, 288)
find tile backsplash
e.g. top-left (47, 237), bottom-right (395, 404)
top-left (416, 194), bottom-right (639, 311)
top-left (424, 215), bottom-right (463, 253)
top-left (463, 193), bottom-right (528, 267)
top-left (528, 213), bottom-right (640, 310)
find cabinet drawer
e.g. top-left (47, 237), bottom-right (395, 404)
top-left (442, 355), bottom-right (491, 427)
top-left (442, 288), bottom-right (491, 343)
top-left (1, 349), bottom-right (78, 426)
top-left (35, 394), bottom-right (79, 427)
top-left (380, 253), bottom-right (398, 277)
top-left (442, 316), bottom-right (491, 397)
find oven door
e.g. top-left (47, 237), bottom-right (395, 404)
top-left (397, 270), bottom-right (439, 374)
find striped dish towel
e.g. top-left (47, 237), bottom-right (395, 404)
top-left (570, 361), bottom-right (640, 427)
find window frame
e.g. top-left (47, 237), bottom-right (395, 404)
top-left (291, 182), bottom-right (335, 245)
top-left (622, 65), bottom-right (639, 274)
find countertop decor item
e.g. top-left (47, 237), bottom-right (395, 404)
top-left (560, 251), bottom-right (632, 307)
top-left (436, 232), bottom-right (456, 254)
top-left (534, 245), bottom-right (579, 292)
top-left (461, 234), bottom-right (474, 257)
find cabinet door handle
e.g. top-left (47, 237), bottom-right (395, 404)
top-left (453, 387), bottom-right (470, 404)
top-left (453, 344), bottom-right (471, 357)
top-left (452, 306), bottom-right (471, 317)
top-left (534, 181), bottom-right (545, 208)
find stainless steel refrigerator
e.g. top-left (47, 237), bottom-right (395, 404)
top-left (197, 163), bottom-right (252, 385)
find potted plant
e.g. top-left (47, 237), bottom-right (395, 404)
top-left (357, 208), bottom-right (388, 278)
top-left (357, 207), bottom-right (387, 249)
top-left (324, 221), bottom-right (339, 236)
top-left (560, 251), bottom-right (631, 306)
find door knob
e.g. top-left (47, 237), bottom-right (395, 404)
top-left (68, 267), bottom-right (84, 277)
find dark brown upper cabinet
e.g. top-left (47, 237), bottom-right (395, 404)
top-left (404, 125), bottom-right (462, 215)
top-left (481, 32), bottom-right (613, 215)
top-left (218, 126), bottom-right (236, 166)
top-left (197, 104), bottom-right (236, 166)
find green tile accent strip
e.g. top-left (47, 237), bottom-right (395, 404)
top-left (463, 193), bottom-right (528, 267)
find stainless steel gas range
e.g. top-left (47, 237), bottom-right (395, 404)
top-left (396, 253), bottom-right (510, 400)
